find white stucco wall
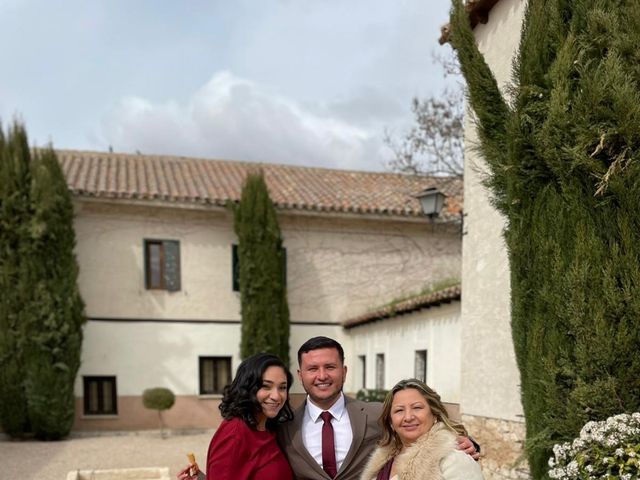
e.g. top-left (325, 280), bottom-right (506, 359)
top-left (345, 302), bottom-right (461, 402)
top-left (76, 321), bottom-right (342, 396)
top-left (460, 0), bottom-right (527, 421)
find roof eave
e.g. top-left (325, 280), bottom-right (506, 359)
top-left (71, 192), bottom-right (448, 224)
top-left (342, 285), bottom-right (462, 329)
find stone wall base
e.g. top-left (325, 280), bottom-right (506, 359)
top-left (462, 414), bottom-right (530, 480)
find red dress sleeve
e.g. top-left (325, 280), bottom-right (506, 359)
top-left (206, 417), bottom-right (292, 480)
top-left (207, 420), bottom-right (247, 479)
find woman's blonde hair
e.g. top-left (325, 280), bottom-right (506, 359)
top-left (378, 378), bottom-right (468, 451)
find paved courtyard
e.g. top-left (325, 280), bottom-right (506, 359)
top-left (0, 430), bottom-right (214, 480)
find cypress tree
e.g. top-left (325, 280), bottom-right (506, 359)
top-left (233, 171), bottom-right (290, 365)
top-left (0, 122), bottom-right (33, 436)
top-left (450, 1), bottom-right (640, 477)
top-left (23, 146), bottom-right (86, 439)
top-left (0, 121), bottom-right (85, 439)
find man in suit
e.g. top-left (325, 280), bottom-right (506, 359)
top-left (278, 336), bottom-right (477, 480)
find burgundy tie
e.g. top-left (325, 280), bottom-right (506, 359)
top-left (320, 411), bottom-right (337, 478)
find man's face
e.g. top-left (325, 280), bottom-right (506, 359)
top-left (298, 347), bottom-right (347, 410)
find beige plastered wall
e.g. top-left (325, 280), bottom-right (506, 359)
top-left (73, 199), bottom-right (460, 430)
top-left (461, 0), bottom-right (527, 422)
top-left (74, 200), bottom-right (460, 324)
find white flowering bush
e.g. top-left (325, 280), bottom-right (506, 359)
top-left (548, 412), bottom-right (640, 479)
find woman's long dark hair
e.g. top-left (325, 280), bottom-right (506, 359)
top-left (219, 352), bottom-right (294, 431)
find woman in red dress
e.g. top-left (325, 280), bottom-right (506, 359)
top-left (178, 353), bottom-right (294, 480)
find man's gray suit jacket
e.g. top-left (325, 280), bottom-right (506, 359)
top-left (277, 396), bottom-right (383, 480)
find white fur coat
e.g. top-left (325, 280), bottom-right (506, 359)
top-left (359, 423), bottom-right (483, 480)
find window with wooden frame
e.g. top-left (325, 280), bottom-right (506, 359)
top-left (232, 244), bottom-right (287, 292)
top-left (83, 376), bottom-right (117, 415)
top-left (199, 356), bottom-right (232, 395)
top-left (144, 239), bottom-right (181, 291)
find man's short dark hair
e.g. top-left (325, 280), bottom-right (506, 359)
top-left (297, 336), bottom-right (345, 366)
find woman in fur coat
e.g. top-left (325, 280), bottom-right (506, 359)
top-left (360, 379), bottom-right (483, 480)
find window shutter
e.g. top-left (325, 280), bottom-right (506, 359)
top-left (232, 244), bottom-right (240, 292)
top-left (281, 247), bottom-right (287, 287)
top-left (163, 240), bottom-right (181, 291)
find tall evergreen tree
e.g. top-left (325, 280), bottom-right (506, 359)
top-left (23, 146), bottom-right (86, 439)
top-left (233, 171), bottom-right (290, 365)
top-left (450, 1), bottom-right (640, 477)
top-left (0, 122), bottom-right (33, 436)
top-left (0, 121), bottom-right (85, 439)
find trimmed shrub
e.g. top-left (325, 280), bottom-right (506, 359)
top-left (143, 387), bottom-right (176, 438)
top-left (143, 387), bottom-right (176, 411)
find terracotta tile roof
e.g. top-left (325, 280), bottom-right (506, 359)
top-left (58, 150), bottom-right (463, 219)
top-left (343, 285), bottom-right (461, 329)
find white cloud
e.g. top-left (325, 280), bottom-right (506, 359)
top-left (99, 71), bottom-right (390, 171)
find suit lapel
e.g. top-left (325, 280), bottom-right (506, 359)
top-left (290, 401), bottom-right (332, 479)
top-left (339, 397), bottom-right (367, 474)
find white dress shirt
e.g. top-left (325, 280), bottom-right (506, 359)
top-left (302, 392), bottom-right (353, 472)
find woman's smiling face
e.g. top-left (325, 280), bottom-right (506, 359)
top-left (390, 387), bottom-right (436, 446)
top-left (256, 366), bottom-right (288, 422)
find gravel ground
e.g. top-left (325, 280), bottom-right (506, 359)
top-left (0, 430), bottom-right (214, 480)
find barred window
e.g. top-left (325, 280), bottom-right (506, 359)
top-left (83, 376), bottom-right (117, 415)
top-left (199, 357), bottom-right (232, 395)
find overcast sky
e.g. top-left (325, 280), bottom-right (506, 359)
top-left (0, 0), bottom-right (457, 171)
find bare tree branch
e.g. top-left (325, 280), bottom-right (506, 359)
top-left (386, 51), bottom-right (465, 178)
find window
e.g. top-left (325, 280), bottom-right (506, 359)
top-left (376, 354), bottom-right (385, 389)
top-left (414, 350), bottom-right (428, 383)
top-left (358, 355), bottom-right (366, 389)
top-left (199, 357), bottom-right (232, 395)
top-left (232, 244), bottom-right (287, 292)
top-left (144, 239), bottom-right (180, 291)
top-left (83, 376), bottom-right (117, 415)
top-left (232, 244), bottom-right (240, 292)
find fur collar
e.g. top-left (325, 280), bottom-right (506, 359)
top-left (360, 422), bottom-right (457, 480)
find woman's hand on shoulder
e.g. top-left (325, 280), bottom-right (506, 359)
top-left (177, 465), bottom-right (205, 480)
top-left (455, 436), bottom-right (480, 460)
